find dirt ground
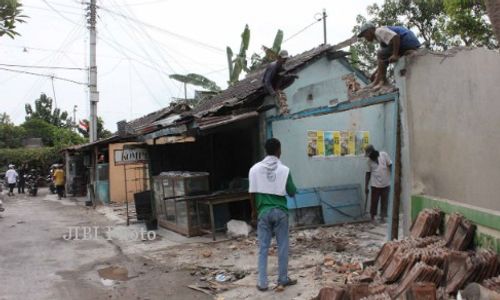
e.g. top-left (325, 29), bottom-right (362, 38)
top-left (0, 188), bottom-right (386, 300)
top-left (0, 188), bottom-right (210, 300)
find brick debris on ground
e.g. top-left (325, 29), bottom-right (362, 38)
top-left (313, 209), bottom-right (500, 299)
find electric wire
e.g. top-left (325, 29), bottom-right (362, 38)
top-left (98, 6), bottom-right (225, 54)
top-left (0, 63), bottom-right (86, 70)
top-left (0, 68), bottom-right (86, 85)
top-left (41, 0), bottom-right (83, 26)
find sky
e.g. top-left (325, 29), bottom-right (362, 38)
top-left (0, 0), bottom-right (381, 131)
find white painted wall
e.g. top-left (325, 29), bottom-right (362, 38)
top-left (398, 48), bottom-right (500, 212)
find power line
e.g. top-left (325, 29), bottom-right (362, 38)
top-left (23, 4), bottom-right (82, 16)
top-left (0, 63), bottom-right (86, 70)
top-left (98, 6), bottom-right (225, 53)
top-left (107, 0), bottom-right (170, 7)
top-left (284, 19), bottom-right (322, 43)
top-left (0, 67), bottom-right (87, 85)
top-left (41, 0), bottom-right (83, 26)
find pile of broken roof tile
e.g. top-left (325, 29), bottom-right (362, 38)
top-left (482, 275), bottom-right (500, 294)
top-left (313, 210), bottom-right (500, 300)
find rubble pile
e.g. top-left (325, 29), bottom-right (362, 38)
top-left (293, 228), bottom-right (350, 253)
top-left (409, 208), bottom-right (441, 238)
top-left (482, 275), bottom-right (500, 293)
top-left (444, 213), bottom-right (475, 251)
top-left (314, 210), bottom-right (500, 299)
top-left (445, 249), bottom-right (499, 294)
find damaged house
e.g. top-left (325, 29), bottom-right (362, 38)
top-left (136, 43), bottom-right (400, 238)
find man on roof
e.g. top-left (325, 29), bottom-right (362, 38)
top-left (357, 22), bottom-right (421, 90)
top-left (262, 50), bottom-right (297, 115)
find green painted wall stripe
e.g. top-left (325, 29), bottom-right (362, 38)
top-left (411, 195), bottom-right (500, 231)
top-left (411, 195), bottom-right (500, 253)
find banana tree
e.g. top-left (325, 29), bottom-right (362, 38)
top-left (169, 73), bottom-right (221, 99)
top-left (227, 24), bottom-right (250, 85)
top-left (250, 29), bottom-right (284, 71)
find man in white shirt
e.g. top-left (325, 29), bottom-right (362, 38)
top-left (5, 164), bottom-right (18, 197)
top-left (357, 22), bottom-right (421, 90)
top-left (364, 145), bottom-right (392, 222)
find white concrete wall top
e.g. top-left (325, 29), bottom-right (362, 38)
top-left (400, 48), bottom-right (500, 211)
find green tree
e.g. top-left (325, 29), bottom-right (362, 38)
top-left (444, 0), bottom-right (497, 48)
top-left (350, 0), bottom-right (498, 75)
top-left (79, 117), bottom-right (113, 140)
top-left (227, 24), bottom-right (250, 85)
top-left (22, 118), bottom-right (59, 146)
top-left (169, 73), bottom-right (221, 93)
top-left (250, 30), bottom-right (284, 71)
top-left (21, 118), bottom-right (84, 147)
top-left (0, 0), bottom-right (27, 39)
top-left (25, 93), bottom-right (70, 127)
top-left (0, 112), bottom-right (26, 148)
top-left (97, 117), bottom-right (112, 139)
top-left (51, 126), bottom-right (86, 148)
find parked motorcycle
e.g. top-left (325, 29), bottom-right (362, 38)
top-left (0, 184), bottom-right (4, 212)
top-left (47, 175), bottom-right (56, 194)
top-left (26, 170), bottom-right (39, 196)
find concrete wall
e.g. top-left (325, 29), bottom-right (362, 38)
top-left (109, 142), bottom-right (149, 203)
top-left (285, 57), bottom-right (366, 113)
top-left (398, 48), bottom-right (500, 212)
top-left (272, 102), bottom-right (396, 190)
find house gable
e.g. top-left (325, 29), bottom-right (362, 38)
top-left (282, 56), bottom-right (368, 114)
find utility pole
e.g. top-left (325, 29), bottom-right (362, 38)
top-left (73, 105), bottom-right (78, 130)
top-left (322, 9), bottom-right (327, 45)
top-left (51, 76), bottom-right (57, 108)
top-left (87, 0), bottom-right (98, 207)
top-left (88, 0), bottom-right (98, 143)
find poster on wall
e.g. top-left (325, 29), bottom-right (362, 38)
top-left (324, 131), bottom-right (334, 156)
top-left (308, 130), bottom-right (370, 158)
top-left (355, 131), bottom-right (370, 156)
top-left (340, 131), bottom-right (355, 156)
top-left (333, 131), bottom-right (341, 156)
top-left (307, 131), bottom-right (318, 157)
top-left (316, 131), bottom-right (325, 157)
top-left (307, 130), bottom-right (325, 157)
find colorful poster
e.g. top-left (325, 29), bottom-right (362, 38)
top-left (316, 131), bottom-right (325, 157)
top-left (348, 131), bottom-right (355, 155)
top-left (355, 131), bottom-right (370, 156)
top-left (307, 131), bottom-right (318, 157)
top-left (333, 131), bottom-right (341, 156)
top-left (324, 131), bottom-right (334, 156)
top-left (339, 131), bottom-right (349, 156)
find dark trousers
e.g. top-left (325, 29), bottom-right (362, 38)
top-left (8, 183), bottom-right (15, 195)
top-left (56, 185), bottom-right (65, 198)
top-left (370, 186), bottom-right (389, 218)
top-left (18, 181), bottom-right (25, 193)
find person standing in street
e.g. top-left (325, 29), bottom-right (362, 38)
top-left (5, 165), bottom-right (18, 197)
top-left (364, 144), bottom-right (392, 223)
top-left (53, 165), bottom-right (65, 200)
top-left (17, 164), bottom-right (26, 194)
top-left (249, 138), bottom-right (297, 291)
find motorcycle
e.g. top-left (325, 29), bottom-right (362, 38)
top-left (0, 184), bottom-right (4, 212)
top-left (26, 170), bottom-right (39, 196)
top-left (47, 175), bottom-right (56, 194)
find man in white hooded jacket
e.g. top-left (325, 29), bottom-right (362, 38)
top-left (249, 138), bottom-right (297, 291)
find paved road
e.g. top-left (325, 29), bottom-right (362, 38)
top-left (0, 189), bottom-right (210, 300)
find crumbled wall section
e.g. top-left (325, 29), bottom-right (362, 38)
top-left (400, 48), bottom-right (500, 211)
